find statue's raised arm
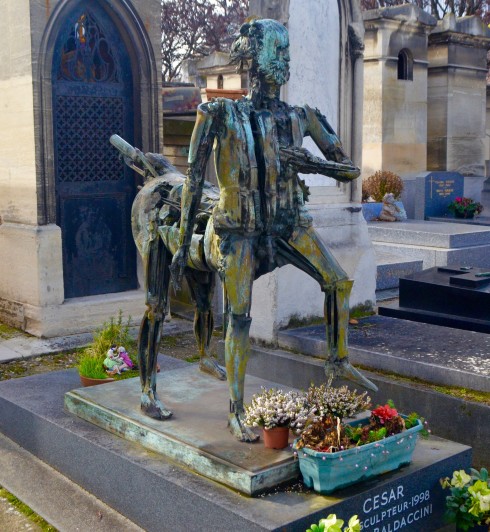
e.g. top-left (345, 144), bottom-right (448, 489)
top-left (170, 103), bottom-right (218, 290)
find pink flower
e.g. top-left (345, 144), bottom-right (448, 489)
top-left (371, 404), bottom-right (398, 424)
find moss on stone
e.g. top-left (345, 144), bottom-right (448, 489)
top-left (0, 323), bottom-right (20, 339)
top-left (356, 364), bottom-right (490, 406)
top-left (0, 486), bottom-right (57, 531)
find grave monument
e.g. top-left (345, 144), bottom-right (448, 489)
top-left (128, 18), bottom-right (377, 438)
top-left (58, 5), bottom-right (473, 530)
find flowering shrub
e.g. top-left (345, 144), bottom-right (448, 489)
top-left (440, 468), bottom-right (490, 531)
top-left (362, 171), bottom-right (404, 202)
top-left (448, 197), bottom-right (483, 218)
top-left (243, 387), bottom-right (307, 430)
top-left (306, 514), bottom-right (361, 532)
top-left (304, 384), bottom-right (371, 422)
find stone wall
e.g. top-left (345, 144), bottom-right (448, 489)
top-left (0, 0), bottom-right (38, 227)
top-left (248, 0), bottom-right (376, 342)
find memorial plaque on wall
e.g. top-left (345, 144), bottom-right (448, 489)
top-left (414, 172), bottom-right (464, 219)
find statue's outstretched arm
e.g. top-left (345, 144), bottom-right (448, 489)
top-left (170, 104), bottom-right (217, 289)
top-left (301, 104), bottom-right (360, 183)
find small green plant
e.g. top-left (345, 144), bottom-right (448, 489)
top-left (306, 514), bottom-right (360, 532)
top-left (362, 171), bottom-right (404, 202)
top-left (77, 353), bottom-right (108, 379)
top-left (77, 311), bottom-right (137, 378)
top-left (296, 399), bottom-right (427, 452)
top-left (440, 468), bottom-right (490, 531)
top-left (83, 310), bottom-right (135, 360)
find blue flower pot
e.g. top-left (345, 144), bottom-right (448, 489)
top-left (293, 417), bottom-right (423, 494)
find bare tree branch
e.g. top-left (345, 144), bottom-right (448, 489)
top-left (161, 0), bottom-right (248, 82)
top-left (360, 0), bottom-right (489, 21)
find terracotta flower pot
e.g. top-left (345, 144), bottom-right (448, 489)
top-left (79, 374), bottom-right (115, 387)
top-left (263, 426), bottom-right (290, 449)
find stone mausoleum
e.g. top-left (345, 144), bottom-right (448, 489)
top-left (0, 0), bottom-right (376, 340)
top-left (0, 0), bottom-right (161, 336)
top-left (362, 5), bottom-right (490, 183)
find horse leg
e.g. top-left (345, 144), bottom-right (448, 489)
top-left (139, 237), bottom-right (173, 419)
top-left (185, 269), bottom-right (226, 380)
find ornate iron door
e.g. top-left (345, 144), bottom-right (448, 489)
top-left (53, 2), bottom-right (137, 298)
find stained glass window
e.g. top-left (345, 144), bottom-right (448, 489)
top-left (58, 12), bottom-right (119, 82)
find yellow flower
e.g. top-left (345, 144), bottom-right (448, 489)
top-left (468, 480), bottom-right (490, 516)
top-left (451, 470), bottom-right (471, 488)
top-left (319, 514), bottom-right (343, 532)
top-left (347, 515), bottom-right (361, 532)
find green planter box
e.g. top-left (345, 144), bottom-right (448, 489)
top-left (293, 417), bottom-right (423, 494)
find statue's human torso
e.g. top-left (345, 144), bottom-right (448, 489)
top-left (208, 97), bottom-right (311, 237)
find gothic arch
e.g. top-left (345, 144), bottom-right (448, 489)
top-left (36, 0), bottom-right (160, 225)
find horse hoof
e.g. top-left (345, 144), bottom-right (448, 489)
top-left (141, 394), bottom-right (173, 420)
top-left (325, 359), bottom-right (378, 393)
top-left (199, 357), bottom-right (226, 381)
top-left (141, 402), bottom-right (173, 420)
top-left (228, 413), bottom-right (259, 443)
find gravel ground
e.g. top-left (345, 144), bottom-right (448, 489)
top-left (0, 496), bottom-right (42, 531)
top-left (0, 329), bottom-right (221, 382)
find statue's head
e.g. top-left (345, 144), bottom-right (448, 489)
top-left (230, 18), bottom-right (290, 87)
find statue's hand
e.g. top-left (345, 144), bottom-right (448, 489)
top-left (170, 246), bottom-right (188, 291)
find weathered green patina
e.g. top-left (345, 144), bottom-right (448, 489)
top-left (116, 18), bottom-right (377, 441)
top-left (64, 367), bottom-right (300, 496)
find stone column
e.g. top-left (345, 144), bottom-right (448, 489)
top-left (427, 15), bottom-right (490, 173)
top-left (362, 5), bottom-right (436, 178)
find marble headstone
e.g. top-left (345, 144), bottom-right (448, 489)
top-left (414, 171), bottom-right (464, 219)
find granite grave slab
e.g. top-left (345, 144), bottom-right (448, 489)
top-left (0, 363), bottom-right (472, 531)
top-left (277, 316), bottom-right (490, 393)
top-left (379, 266), bottom-right (490, 334)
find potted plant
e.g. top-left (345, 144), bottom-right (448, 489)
top-left (293, 393), bottom-right (425, 494)
top-left (361, 171), bottom-right (405, 221)
top-left (448, 197), bottom-right (483, 219)
top-left (440, 468), bottom-right (490, 531)
top-left (244, 387), bottom-right (306, 449)
top-left (77, 311), bottom-right (138, 387)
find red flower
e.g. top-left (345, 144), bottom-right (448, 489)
top-left (371, 404), bottom-right (398, 424)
